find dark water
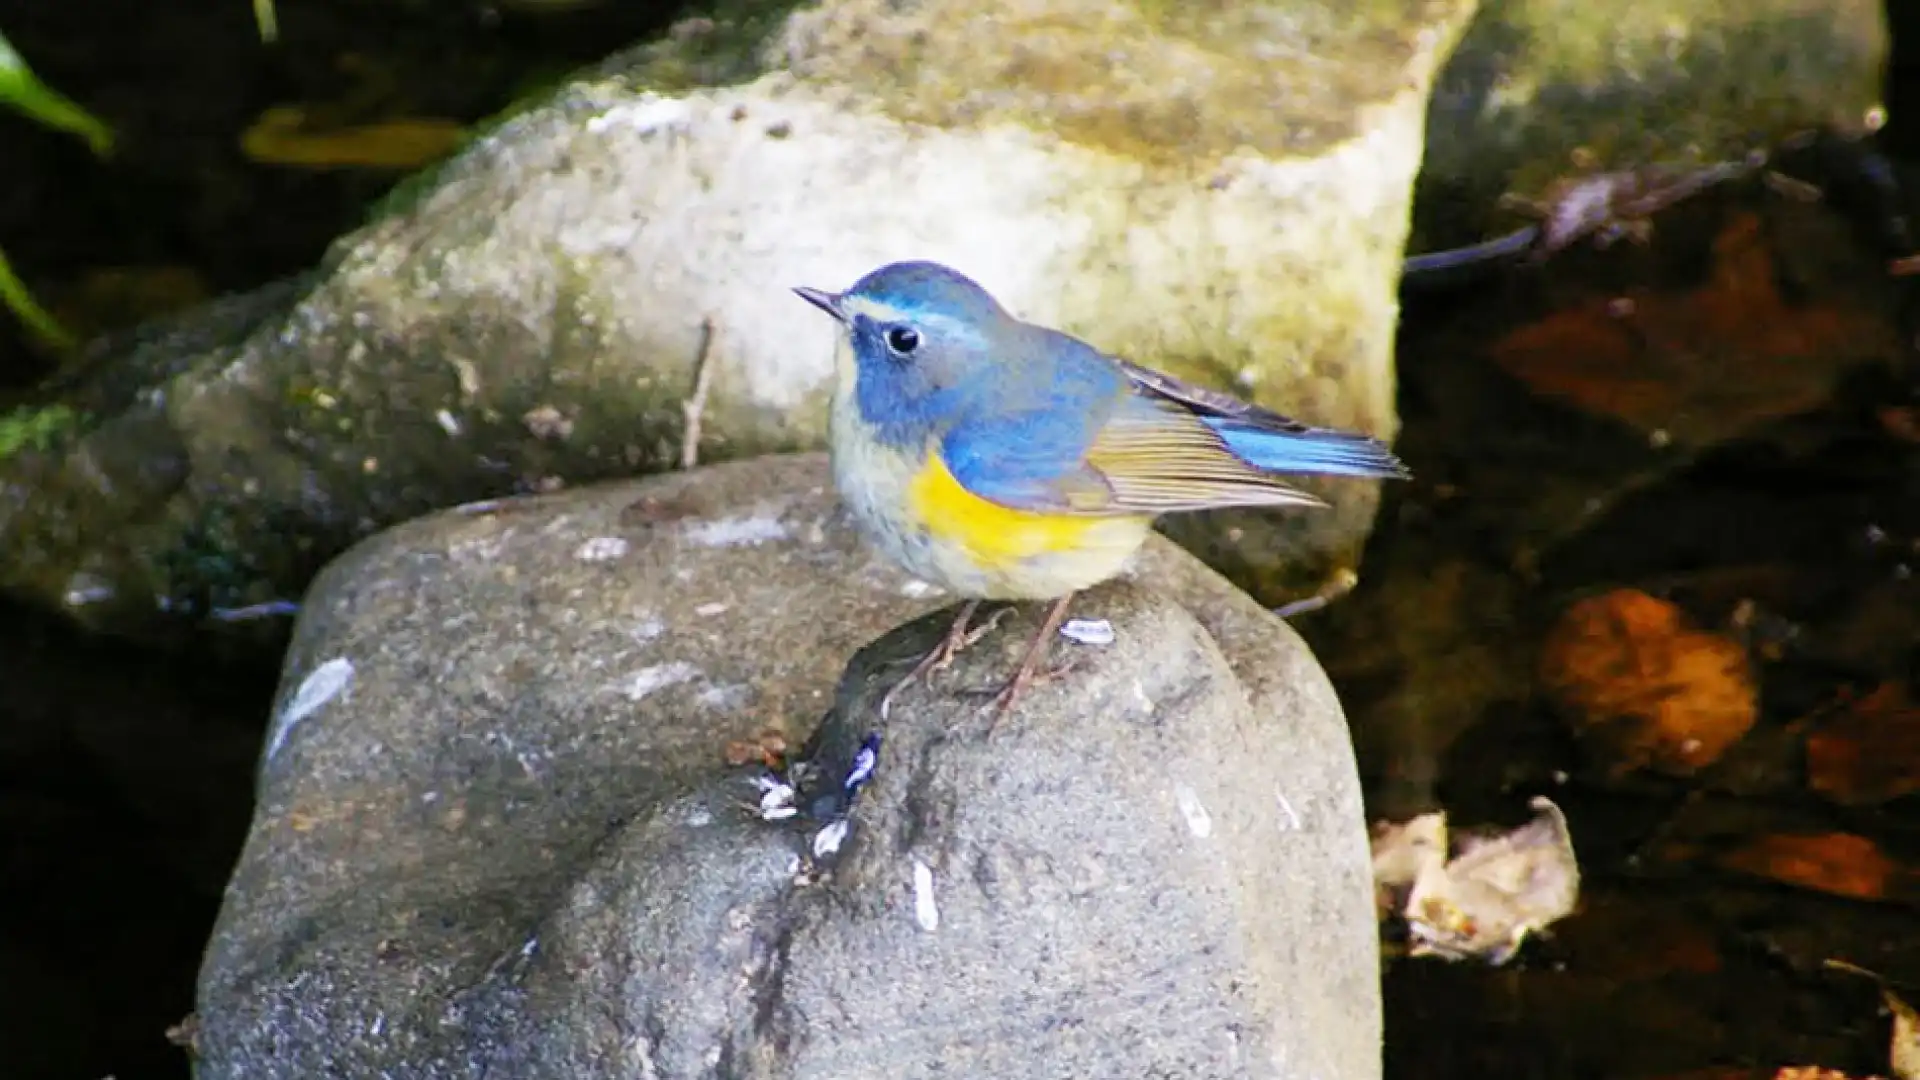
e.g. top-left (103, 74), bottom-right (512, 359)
top-left (0, 2), bottom-right (692, 1076)
top-left (1311, 187), bottom-right (1920, 1078)
top-left (0, 0), bottom-right (692, 393)
top-left (3, 2), bottom-right (1919, 1079)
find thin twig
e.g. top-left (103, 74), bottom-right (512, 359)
top-left (682, 318), bottom-right (718, 470)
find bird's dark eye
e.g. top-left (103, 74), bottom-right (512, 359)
top-left (884, 325), bottom-right (920, 356)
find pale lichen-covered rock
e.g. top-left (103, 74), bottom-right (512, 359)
top-left (192, 454), bottom-right (1383, 1079)
top-left (0, 0), bottom-right (1477, 635)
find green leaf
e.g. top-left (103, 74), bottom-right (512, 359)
top-left (0, 27), bottom-right (115, 156)
top-left (252, 0), bottom-right (279, 44)
top-left (0, 405), bottom-right (87, 459)
top-left (0, 242), bottom-right (77, 352)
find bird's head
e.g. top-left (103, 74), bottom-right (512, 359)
top-left (794, 261), bottom-right (1012, 436)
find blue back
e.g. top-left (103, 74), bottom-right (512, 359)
top-left (829, 260), bottom-right (1408, 515)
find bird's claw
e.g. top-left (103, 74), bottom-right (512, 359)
top-left (879, 595), bottom-right (1079, 729)
top-left (879, 601), bottom-right (1003, 719)
top-left (926, 606), bottom-right (1009, 677)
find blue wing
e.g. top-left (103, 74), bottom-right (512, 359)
top-left (1114, 359), bottom-right (1409, 481)
top-left (940, 335), bottom-right (1408, 516)
top-left (939, 339), bottom-right (1122, 512)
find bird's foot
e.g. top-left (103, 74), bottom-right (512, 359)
top-left (879, 600), bottom-right (1008, 719)
top-left (966, 594), bottom-right (1078, 736)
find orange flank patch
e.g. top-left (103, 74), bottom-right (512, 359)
top-left (907, 452), bottom-right (1112, 570)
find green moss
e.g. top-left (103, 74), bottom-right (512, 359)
top-left (607, 0), bottom-right (798, 94)
top-left (775, 0), bottom-right (1469, 167)
top-left (0, 404), bottom-right (88, 459)
top-left (359, 95), bottom-right (536, 227)
top-left (1416, 6), bottom-right (1883, 243)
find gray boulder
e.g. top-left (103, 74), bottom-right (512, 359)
top-left (0, 0), bottom-right (1476, 635)
top-left (194, 453), bottom-right (1381, 1079)
top-left (1419, 0), bottom-right (1886, 246)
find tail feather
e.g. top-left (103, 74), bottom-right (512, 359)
top-left (1206, 418), bottom-right (1410, 480)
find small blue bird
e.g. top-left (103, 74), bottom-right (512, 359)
top-left (794, 261), bottom-right (1408, 721)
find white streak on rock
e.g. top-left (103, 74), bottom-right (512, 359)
top-left (912, 858), bottom-right (940, 932)
top-left (697, 683), bottom-right (752, 711)
top-left (1275, 789), bottom-right (1303, 832)
top-left (682, 514), bottom-right (792, 548)
top-left (268, 657), bottom-right (355, 759)
top-left (620, 662), bottom-right (700, 701)
top-left (585, 94), bottom-right (693, 138)
top-left (575, 536), bottom-right (630, 562)
top-left (1175, 784), bottom-right (1213, 838)
top-left (812, 819), bottom-right (851, 858)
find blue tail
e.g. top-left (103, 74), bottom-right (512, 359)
top-left (1207, 418), bottom-right (1410, 480)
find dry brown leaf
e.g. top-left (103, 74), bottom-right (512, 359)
top-left (1488, 212), bottom-right (1900, 446)
top-left (1540, 589), bottom-right (1758, 776)
top-left (1370, 811), bottom-right (1448, 921)
top-left (1878, 406), bottom-right (1920, 444)
top-left (1806, 684), bottom-right (1920, 807)
top-left (1396, 797), bottom-right (1582, 964)
top-left (1717, 831), bottom-right (1901, 903)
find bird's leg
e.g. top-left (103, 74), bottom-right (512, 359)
top-left (880, 599), bottom-right (994, 719)
top-left (981, 592), bottom-right (1078, 730)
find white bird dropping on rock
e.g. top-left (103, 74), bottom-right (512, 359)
top-left (911, 859), bottom-right (939, 932)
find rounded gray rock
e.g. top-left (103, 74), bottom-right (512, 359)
top-left (193, 453), bottom-right (1381, 1079)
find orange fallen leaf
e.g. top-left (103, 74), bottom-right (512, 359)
top-left (1489, 212), bottom-right (1900, 446)
top-left (1806, 683), bottom-right (1920, 807)
top-left (1717, 831), bottom-right (1900, 903)
top-left (1539, 589), bottom-right (1757, 776)
top-left (1877, 406), bottom-right (1920, 444)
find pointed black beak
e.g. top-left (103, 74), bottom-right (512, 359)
top-left (792, 286), bottom-right (844, 322)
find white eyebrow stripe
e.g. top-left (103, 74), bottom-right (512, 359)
top-left (839, 299), bottom-right (986, 348)
top-left (838, 296), bottom-right (916, 323)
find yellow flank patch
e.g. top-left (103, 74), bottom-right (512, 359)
top-left (907, 451), bottom-right (1102, 569)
